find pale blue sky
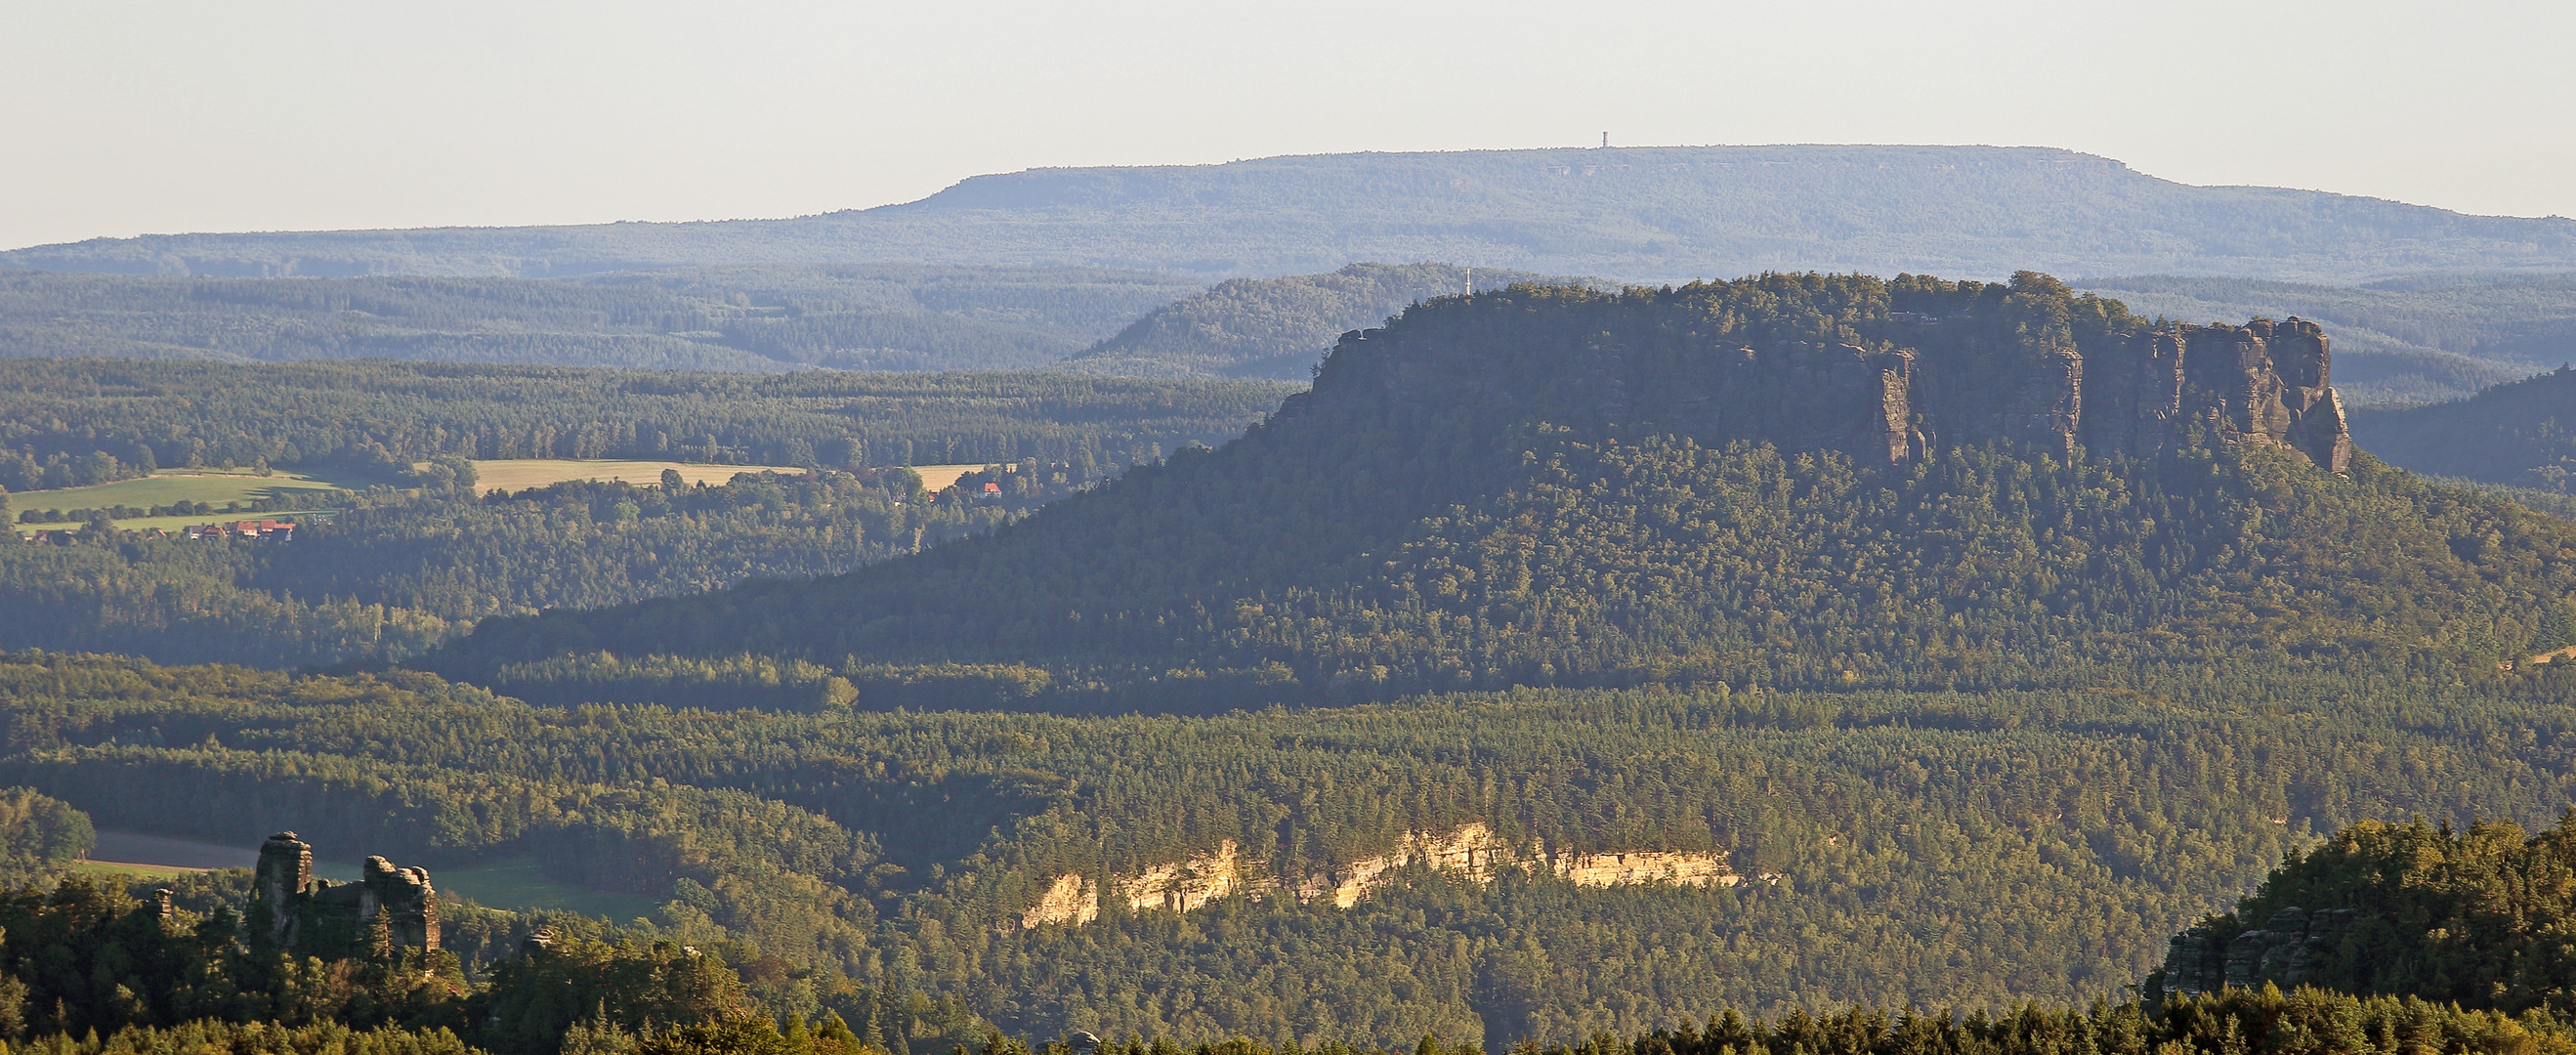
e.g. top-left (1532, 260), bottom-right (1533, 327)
top-left (3, 0), bottom-right (2569, 251)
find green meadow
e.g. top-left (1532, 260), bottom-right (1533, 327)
top-left (10, 467), bottom-right (374, 530)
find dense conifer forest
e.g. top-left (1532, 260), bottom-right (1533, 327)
top-left (6, 269), bottom-right (2576, 1055)
top-left (0, 358), bottom-right (1293, 492)
top-left (0, 467), bottom-right (1085, 666)
top-left (429, 274), bottom-right (2576, 710)
top-left (6, 651), bottom-right (2576, 1049)
top-left (2348, 366), bottom-right (2576, 492)
top-left (0, 357), bottom-right (1282, 665)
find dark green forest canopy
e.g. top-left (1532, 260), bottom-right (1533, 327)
top-left (0, 469), bottom-right (1071, 668)
top-left (2159, 812), bottom-right (2576, 1019)
top-left (0, 358), bottom-right (1298, 486)
top-left (2349, 367), bottom-right (2576, 493)
top-left (427, 273), bottom-right (2576, 707)
top-left (12, 271), bottom-right (2576, 1050)
top-left (15, 651), bottom-right (2576, 1043)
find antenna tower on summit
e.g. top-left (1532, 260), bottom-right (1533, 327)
top-left (1601, 132), bottom-right (1609, 148)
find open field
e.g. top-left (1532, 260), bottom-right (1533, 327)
top-left (465, 458), bottom-right (807, 493)
top-left (92, 829), bottom-right (257, 868)
top-left (428, 856), bottom-right (662, 920)
top-left (463, 458), bottom-right (988, 493)
top-left (72, 860), bottom-right (203, 881)
top-left (11, 468), bottom-right (365, 514)
top-left (18, 511), bottom-right (334, 536)
top-left (908, 464), bottom-right (985, 491)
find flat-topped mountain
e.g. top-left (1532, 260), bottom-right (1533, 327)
top-left (425, 272), bottom-right (2576, 710)
top-left (13, 147), bottom-right (2576, 283)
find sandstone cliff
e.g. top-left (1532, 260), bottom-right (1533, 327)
top-left (253, 831), bottom-right (441, 955)
top-left (1330, 310), bottom-right (2352, 474)
top-left (1020, 823), bottom-right (1736, 928)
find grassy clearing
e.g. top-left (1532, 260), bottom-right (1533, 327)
top-left (431, 856), bottom-right (661, 920)
top-left (72, 860), bottom-right (205, 881)
top-left (12, 468), bottom-right (366, 512)
top-left (908, 464), bottom-right (986, 491)
top-left (12, 468), bottom-right (370, 534)
top-left (466, 458), bottom-right (807, 493)
top-left (20, 511), bottom-right (336, 536)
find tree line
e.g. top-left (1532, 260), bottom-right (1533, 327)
top-left (0, 466), bottom-right (1086, 667)
top-left (8, 651), bottom-right (2576, 1042)
top-left (0, 358), bottom-right (1294, 494)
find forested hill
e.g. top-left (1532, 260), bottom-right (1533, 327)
top-left (0, 265), bottom-right (1202, 371)
top-left (426, 273), bottom-right (2576, 709)
top-left (2153, 813), bottom-right (2576, 1016)
top-left (2349, 367), bottom-right (2576, 492)
top-left (1061, 262), bottom-right (1584, 379)
top-left (0, 358), bottom-right (1295, 477)
top-left (12, 147), bottom-right (2575, 282)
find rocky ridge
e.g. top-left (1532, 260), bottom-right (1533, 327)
top-left (1330, 309), bottom-right (2351, 474)
top-left (1019, 823), bottom-right (1735, 928)
top-left (251, 831), bottom-right (440, 955)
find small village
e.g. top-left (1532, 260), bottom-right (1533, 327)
top-left (18, 518), bottom-right (300, 544)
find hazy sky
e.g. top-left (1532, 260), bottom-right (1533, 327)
top-left (4, 0), bottom-right (2570, 252)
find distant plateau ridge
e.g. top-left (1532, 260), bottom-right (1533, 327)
top-left (9, 145), bottom-right (2575, 284)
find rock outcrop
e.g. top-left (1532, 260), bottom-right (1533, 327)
top-left (1335, 312), bottom-right (2352, 472)
top-left (2160, 906), bottom-right (2356, 996)
top-left (1554, 850), bottom-right (1737, 888)
top-left (1020, 823), bottom-right (1736, 928)
top-left (253, 832), bottom-right (440, 955)
top-left (2088, 318), bottom-right (2349, 471)
top-left (1715, 319), bottom-right (2351, 468)
top-left (1118, 838), bottom-right (1258, 913)
top-left (1291, 823), bottom-right (1529, 908)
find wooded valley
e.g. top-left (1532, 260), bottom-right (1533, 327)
top-left (2, 268), bottom-right (2576, 1055)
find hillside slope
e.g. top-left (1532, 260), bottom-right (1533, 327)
top-left (2349, 367), bottom-right (2576, 489)
top-left (12, 147), bottom-right (2576, 283)
top-left (28, 652), bottom-right (2576, 1039)
top-left (2154, 814), bottom-right (2576, 1015)
top-left (426, 273), bottom-right (2576, 708)
top-left (1062, 262), bottom-right (1583, 379)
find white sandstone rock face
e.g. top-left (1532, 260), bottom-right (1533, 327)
top-left (1019, 823), bottom-right (1735, 928)
top-left (1552, 850), bottom-right (1738, 888)
top-left (1115, 838), bottom-right (1254, 913)
top-left (1022, 872), bottom-right (1099, 928)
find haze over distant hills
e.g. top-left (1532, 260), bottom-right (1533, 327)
top-left (12, 146), bottom-right (2576, 283)
top-left (1062, 262), bottom-right (1586, 380)
top-left (0, 264), bottom-right (1200, 371)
